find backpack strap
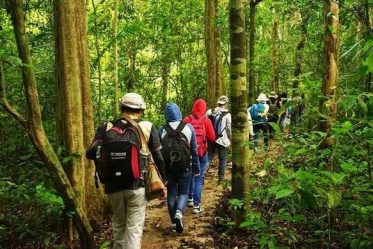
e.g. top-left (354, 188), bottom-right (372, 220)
top-left (164, 123), bottom-right (173, 134)
top-left (176, 122), bottom-right (187, 133)
top-left (122, 116), bottom-right (148, 153)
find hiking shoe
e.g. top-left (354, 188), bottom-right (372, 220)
top-left (171, 223), bottom-right (176, 233)
top-left (174, 210), bottom-right (183, 233)
top-left (187, 198), bottom-right (194, 207)
top-left (193, 205), bottom-right (204, 214)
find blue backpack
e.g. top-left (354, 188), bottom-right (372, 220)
top-left (250, 104), bottom-right (266, 123)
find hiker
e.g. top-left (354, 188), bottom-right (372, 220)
top-left (158, 103), bottom-right (200, 233)
top-left (183, 99), bottom-right (215, 214)
top-left (279, 92), bottom-right (291, 131)
top-left (86, 93), bottom-right (166, 249)
top-left (248, 93), bottom-right (270, 150)
top-left (206, 95), bottom-right (232, 183)
top-left (267, 91), bottom-right (280, 139)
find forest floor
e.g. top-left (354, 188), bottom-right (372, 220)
top-left (141, 142), bottom-right (282, 249)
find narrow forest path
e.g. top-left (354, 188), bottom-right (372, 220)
top-left (141, 161), bottom-right (230, 249)
top-left (141, 143), bottom-right (282, 249)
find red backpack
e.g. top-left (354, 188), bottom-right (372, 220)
top-left (188, 115), bottom-right (207, 157)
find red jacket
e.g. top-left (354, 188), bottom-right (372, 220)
top-left (183, 99), bottom-right (216, 143)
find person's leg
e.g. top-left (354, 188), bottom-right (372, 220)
top-left (217, 144), bottom-right (227, 181)
top-left (124, 188), bottom-right (147, 249)
top-left (188, 172), bottom-right (194, 203)
top-left (253, 124), bottom-right (260, 148)
top-left (205, 142), bottom-right (216, 174)
top-left (174, 171), bottom-right (192, 233)
top-left (108, 190), bottom-right (127, 249)
top-left (166, 172), bottom-right (177, 224)
top-left (193, 154), bottom-right (208, 212)
top-left (262, 123), bottom-right (269, 149)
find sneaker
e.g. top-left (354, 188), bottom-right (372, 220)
top-left (187, 198), bottom-right (194, 207)
top-left (174, 210), bottom-right (183, 233)
top-left (171, 223), bottom-right (176, 233)
top-left (193, 205), bottom-right (204, 214)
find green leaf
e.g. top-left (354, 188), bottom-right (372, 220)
top-left (275, 188), bottom-right (294, 200)
top-left (294, 148), bottom-right (307, 156)
top-left (327, 190), bottom-right (341, 209)
top-left (340, 162), bottom-right (357, 173)
top-left (357, 97), bottom-right (368, 114)
top-left (99, 241), bottom-right (111, 249)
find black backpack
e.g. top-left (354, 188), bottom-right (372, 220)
top-left (161, 122), bottom-right (191, 172)
top-left (213, 112), bottom-right (228, 138)
top-left (96, 118), bottom-right (143, 184)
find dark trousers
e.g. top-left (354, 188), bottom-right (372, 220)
top-left (253, 123), bottom-right (269, 148)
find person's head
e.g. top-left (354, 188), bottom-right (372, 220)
top-left (120, 92), bottom-right (146, 116)
top-left (217, 95), bottom-right (229, 107)
top-left (256, 93), bottom-right (268, 104)
top-left (165, 102), bottom-right (182, 122)
top-left (269, 91), bottom-right (278, 103)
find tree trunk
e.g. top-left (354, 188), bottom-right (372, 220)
top-left (55, 0), bottom-right (106, 226)
top-left (3, 1), bottom-right (94, 247)
top-left (229, 0), bottom-right (251, 227)
top-left (127, 51), bottom-right (136, 92)
top-left (271, 13), bottom-right (279, 93)
top-left (113, 0), bottom-right (120, 116)
top-left (247, 0), bottom-right (262, 105)
top-left (292, 12), bottom-right (310, 95)
top-left (205, 0), bottom-right (218, 107)
top-left (319, 0), bottom-right (339, 136)
top-left (161, 62), bottom-right (170, 112)
top-left (91, 0), bottom-right (103, 123)
top-left (363, 0), bottom-right (372, 92)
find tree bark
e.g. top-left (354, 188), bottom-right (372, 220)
top-left (4, 1), bottom-right (94, 247)
top-left (205, 0), bottom-right (218, 107)
top-left (113, 0), bottom-right (120, 116)
top-left (229, 0), bottom-right (251, 227)
top-left (55, 0), bottom-right (106, 226)
top-left (319, 0), bottom-right (339, 136)
top-left (247, 0), bottom-right (263, 105)
top-left (271, 12), bottom-right (279, 93)
top-left (292, 11), bottom-right (311, 95)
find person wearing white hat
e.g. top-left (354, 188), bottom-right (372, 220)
top-left (86, 92), bottom-right (166, 249)
top-left (206, 95), bottom-right (232, 183)
top-left (247, 93), bottom-right (270, 150)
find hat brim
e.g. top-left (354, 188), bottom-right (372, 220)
top-left (217, 101), bottom-right (228, 105)
top-left (121, 103), bottom-right (146, 110)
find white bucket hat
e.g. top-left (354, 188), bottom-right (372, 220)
top-left (120, 92), bottom-right (146, 110)
top-left (217, 95), bottom-right (229, 105)
top-left (256, 93), bottom-right (269, 102)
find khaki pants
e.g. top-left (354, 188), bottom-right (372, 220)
top-left (108, 188), bottom-right (147, 249)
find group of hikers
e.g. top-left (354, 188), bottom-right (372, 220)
top-left (86, 93), bottom-right (231, 249)
top-left (247, 91), bottom-right (301, 150)
top-left (86, 91), bottom-right (302, 249)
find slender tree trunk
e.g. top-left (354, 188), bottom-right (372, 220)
top-left (161, 62), bottom-right (170, 112)
top-left (205, 0), bottom-right (218, 107)
top-left (113, 0), bottom-right (120, 116)
top-left (292, 12), bottom-right (310, 95)
top-left (319, 0), bottom-right (339, 137)
top-left (247, 0), bottom-right (263, 105)
top-left (3, 1), bottom-right (94, 247)
top-left (229, 0), bottom-right (250, 227)
top-left (215, 0), bottom-right (226, 99)
top-left (127, 51), bottom-right (136, 92)
top-left (91, 0), bottom-right (103, 123)
top-left (271, 13), bottom-right (279, 93)
top-left (364, 0), bottom-right (372, 92)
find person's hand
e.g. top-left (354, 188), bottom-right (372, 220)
top-left (159, 189), bottom-right (167, 199)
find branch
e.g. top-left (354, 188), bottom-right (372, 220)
top-left (0, 59), bottom-right (28, 129)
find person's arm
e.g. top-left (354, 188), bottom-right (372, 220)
top-left (188, 124), bottom-right (200, 176)
top-left (148, 125), bottom-right (166, 181)
top-left (205, 117), bottom-right (216, 142)
top-left (226, 114), bottom-right (232, 142)
top-left (86, 122), bottom-right (108, 160)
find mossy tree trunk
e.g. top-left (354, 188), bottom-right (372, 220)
top-left (2, 1), bottom-right (94, 247)
top-left (319, 0), bottom-right (339, 138)
top-left (229, 0), bottom-right (251, 227)
top-left (54, 0), bottom-right (106, 229)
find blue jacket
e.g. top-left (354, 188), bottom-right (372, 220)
top-left (158, 103), bottom-right (200, 174)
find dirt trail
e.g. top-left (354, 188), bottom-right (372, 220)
top-left (141, 162), bottom-right (229, 249)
